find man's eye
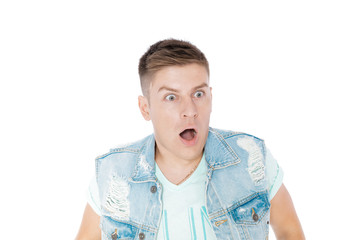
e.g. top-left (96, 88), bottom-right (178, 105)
top-left (165, 94), bottom-right (176, 101)
top-left (194, 91), bottom-right (204, 98)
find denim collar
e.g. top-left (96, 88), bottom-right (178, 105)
top-left (131, 134), bottom-right (157, 182)
top-left (204, 127), bottom-right (241, 169)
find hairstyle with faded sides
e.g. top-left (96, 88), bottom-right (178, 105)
top-left (138, 39), bottom-right (209, 97)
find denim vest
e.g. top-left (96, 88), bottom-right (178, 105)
top-left (96, 127), bottom-right (270, 240)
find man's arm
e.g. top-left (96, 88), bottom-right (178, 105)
top-left (75, 203), bottom-right (101, 240)
top-left (270, 184), bottom-right (305, 240)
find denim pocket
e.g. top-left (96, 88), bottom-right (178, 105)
top-left (230, 192), bottom-right (269, 225)
top-left (229, 191), bottom-right (270, 239)
top-left (100, 216), bottom-right (137, 240)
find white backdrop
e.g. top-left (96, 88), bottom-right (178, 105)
top-left (1, 1), bottom-right (359, 239)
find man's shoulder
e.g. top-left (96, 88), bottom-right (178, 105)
top-left (95, 134), bottom-right (154, 161)
top-left (209, 127), bottom-right (264, 143)
top-left (207, 127), bottom-right (267, 171)
top-left (207, 127), bottom-right (266, 161)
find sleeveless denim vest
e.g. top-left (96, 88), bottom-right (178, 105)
top-left (96, 127), bottom-right (270, 240)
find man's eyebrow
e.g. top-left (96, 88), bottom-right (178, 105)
top-left (191, 83), bottom-right (209, 91)
top-left (157, 86), bottom-right (179, 93)
top-left (157, 83), bottom-right (209, 93)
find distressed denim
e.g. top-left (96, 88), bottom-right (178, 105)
top-left (96, 127), bottom-right (270, 240)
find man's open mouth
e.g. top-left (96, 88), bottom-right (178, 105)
top-left (179, 128), bottom-right (197, 141)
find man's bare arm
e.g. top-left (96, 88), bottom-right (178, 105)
top-left (75, 203), bottom-right (101, 240)
top-left (270, 184), bottom-right (305, 240)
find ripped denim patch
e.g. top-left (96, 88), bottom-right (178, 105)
top-left (236, 137), bottom-right (265, 185)
top-left (104, 174), bottom-right (130, 220)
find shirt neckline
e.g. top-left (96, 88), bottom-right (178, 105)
top-left (155, 154), bottom-right (206, 191)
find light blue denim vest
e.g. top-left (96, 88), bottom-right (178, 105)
top-left (96, 127), bottom-right (270, 240)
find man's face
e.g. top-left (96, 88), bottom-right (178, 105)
top-left (139, 63), bottom-right (212, 162)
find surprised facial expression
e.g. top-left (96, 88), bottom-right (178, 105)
top-left (138, 63), bottom-right (212, 162)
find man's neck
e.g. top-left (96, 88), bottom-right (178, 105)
top-left (155, 145), bottom-right (203, 185)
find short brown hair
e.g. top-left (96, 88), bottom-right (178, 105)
top-left (138, 39), bottom-right (209, 97)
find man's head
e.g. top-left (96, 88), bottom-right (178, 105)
top-left (138, 39), bottom-right (209, 98)
top-left (138, 39), bottom-right (212, 163)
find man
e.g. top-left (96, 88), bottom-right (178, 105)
top-left (76, 39), bottom-right (305, 239)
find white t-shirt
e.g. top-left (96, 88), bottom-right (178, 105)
top-left (87, 148), bottom-right (283, 240)
top-left (155, 154), bottom-right (217, 240)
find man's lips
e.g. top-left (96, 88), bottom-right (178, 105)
top-left (179, 127), bottom-right (198, 146)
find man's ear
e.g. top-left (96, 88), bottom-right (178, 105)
top-left (138, 95), bottom-right (151, 121)
top-left (210, 87), bottom-right (213, 112)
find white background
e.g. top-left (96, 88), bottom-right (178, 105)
top-left (1, 1), bottom-right (359, 239)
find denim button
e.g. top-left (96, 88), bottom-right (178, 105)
top-left (251, 208), bottom-right (259, 222)
top-left (111, 230), bottom-right (118, 240)
top-left (139, 232), bottom-right (145, 239)
top-left (150, 185), bottom-right (157, 193)
top-left (252, 213), bottom-right (259, 221)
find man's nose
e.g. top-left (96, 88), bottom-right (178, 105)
top-left (181, 97), bottom-right (198, 118)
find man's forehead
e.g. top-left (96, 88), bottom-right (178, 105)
top-left (149, 64), bottom-right (210, 93)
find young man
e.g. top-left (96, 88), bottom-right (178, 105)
top-left (76, 39), bottom-right (305, 240)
